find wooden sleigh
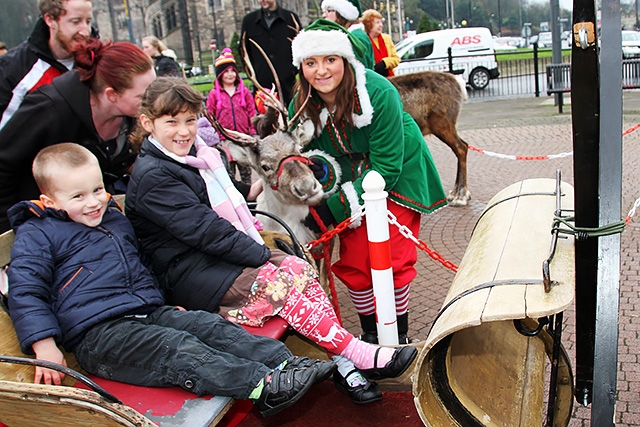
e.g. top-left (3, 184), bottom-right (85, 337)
top-left (413, 177), bottom-right (575, 427)
top-left (0, 198), bottom-right (326, 427)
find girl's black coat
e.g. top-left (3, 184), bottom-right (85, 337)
top-left (125, 138), bottom-right (270, 312)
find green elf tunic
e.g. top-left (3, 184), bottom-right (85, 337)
top-left (290, 69), bottom-right (447, 226)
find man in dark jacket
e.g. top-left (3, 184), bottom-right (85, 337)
top-left (0, 0), bottom-right (93, 130)
top-left (241, 0), bottom-right (302, 106)
top-left (8, 143), bottom-right (333, 417)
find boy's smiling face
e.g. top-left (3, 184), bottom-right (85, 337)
top-left (40, 161), bottom-right (108, 227)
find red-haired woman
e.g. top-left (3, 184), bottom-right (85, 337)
top-left (0, 39), bottom-right (156, 232)
top-left (362, 9), bottom-right (400, 77)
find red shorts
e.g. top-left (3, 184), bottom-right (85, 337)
top-left (332, 202), bottom-right (420, 292)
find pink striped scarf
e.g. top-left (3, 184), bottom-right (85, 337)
top-left (149, 136), bottom-right (264, 244)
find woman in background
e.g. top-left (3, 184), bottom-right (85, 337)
top-left (142, 35), bottom-right (182, 77)
top-left (362, 9), bottom-right (400, 77)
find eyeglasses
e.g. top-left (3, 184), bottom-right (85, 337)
top-left (323, 8), bottom-right (336, 13)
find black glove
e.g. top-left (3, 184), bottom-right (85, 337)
top-left (303, 203), bottom-right (335, 234)
top-left (309, 157), bottom-right (328, 181)
top-left (374, 61), bottom-right (389, 77)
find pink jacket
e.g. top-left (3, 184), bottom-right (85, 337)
top-left (206, 78), bottom-right (256, 137)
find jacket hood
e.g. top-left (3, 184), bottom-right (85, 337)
top-left (8, 196), bottom-right (121, 231)
top-left (27, 18), bottom-right (60, 67)
top-left (51, 72), bottom-right (95, 132)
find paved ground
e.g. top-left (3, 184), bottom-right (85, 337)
top-left (332, 92), bottom-right (640, 426)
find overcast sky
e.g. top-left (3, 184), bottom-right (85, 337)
top-left (528, 0), bottom-right (573, 12)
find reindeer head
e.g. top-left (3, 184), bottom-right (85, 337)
top-left (203, 112), bottom-right (324, 207)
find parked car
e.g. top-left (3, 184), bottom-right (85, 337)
top-left (537, 32), bottom-right (552, 47)
top-left (622, 30), bottom-right (640, 58)
top-left (493, 36), bottom-right (520, 50)
top-left (394, 27), bottom-right (500, 90)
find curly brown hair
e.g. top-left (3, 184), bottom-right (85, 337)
top-left (361, 9), bottom-right (383, 34)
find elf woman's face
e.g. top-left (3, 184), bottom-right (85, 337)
top-left (301, 55), bottom-right (345, 105)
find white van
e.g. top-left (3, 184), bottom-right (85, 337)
top-left (394, 27), bottom-right (500, 90)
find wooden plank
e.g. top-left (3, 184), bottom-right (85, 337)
top-left (0, 380), bottom-right (155, 427)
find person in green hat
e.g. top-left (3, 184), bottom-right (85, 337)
top-left (290, 17), bottom-right (447, 393)
top-left (321, 0), bottom-right (374, 69)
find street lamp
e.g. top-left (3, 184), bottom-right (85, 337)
top-left (405, 17), bottom-right (413, 31)
top-left (208, 0), bottom-right (219, 55)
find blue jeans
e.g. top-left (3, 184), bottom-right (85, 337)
top-left (73, 306), bottom-right (292, 399)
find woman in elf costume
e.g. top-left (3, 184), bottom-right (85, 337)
top-left (290, 19), bottom-right (447, 348)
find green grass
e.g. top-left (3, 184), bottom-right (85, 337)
top-left (188, 73), bottom-right (253, 96)
top-left (496, 48), bottom-right (572, 61)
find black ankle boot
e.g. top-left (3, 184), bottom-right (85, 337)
top-left (358, 314), bottom-right (378, 344)
top-left (397, 312), bottom-right (413, 344)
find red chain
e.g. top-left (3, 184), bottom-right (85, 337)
top-left (308, 208), bottom-right (342, 324)
top-left (414, 239), bottom-right (458, 273)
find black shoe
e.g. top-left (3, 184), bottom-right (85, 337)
top-left (360, 346), bottom-right (418, 381)
top-left (252, 366), bottom-right (318, 417)
top-left (398, 334), bottom-right (413, 344)
top-left (333, 369), bottom-right (383, 404)
top-left (359, 332), bottom-right (379, 344)
top-left (284, 356), bottom-right (337, 384)
top-left (358, 314), bottom-right (378, 344)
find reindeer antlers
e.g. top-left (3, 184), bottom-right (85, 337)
top-left (241, 34), bottom-right (287, 127)
top-left (202, 110), bottom-right (258, 147)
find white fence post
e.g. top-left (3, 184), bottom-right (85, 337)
top-left (362, 170), bottom-right (399, 346)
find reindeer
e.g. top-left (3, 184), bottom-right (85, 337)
top-left (203, 35), bottom-right (323, 244)
top-left (390, 71), bottom-right (471, 206)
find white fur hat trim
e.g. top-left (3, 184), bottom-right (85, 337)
top-left (321, 0), bottom-right (360, 21)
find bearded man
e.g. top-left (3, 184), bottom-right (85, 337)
top-left (0, 0), bottom-right (94, 130)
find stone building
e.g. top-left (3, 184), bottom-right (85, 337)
top-left (91, 0), bottom-right (322, 68)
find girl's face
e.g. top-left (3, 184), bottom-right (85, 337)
top-left (141, 110), bottom-right (199, 157)
top-left (221, 67), bottom-right (237, 86)
top-left (301, 55), bottom-right (345, 106)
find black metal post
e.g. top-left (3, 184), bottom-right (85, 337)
top-left (534, 43), bottom-right (540, 97)
top-left (571, 0), bottom-right (600, 409)
top-left (593, 0), bottom-right (622, 424)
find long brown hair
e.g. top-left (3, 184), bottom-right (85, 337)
top-left (294, 57), bottom-right (356, 132)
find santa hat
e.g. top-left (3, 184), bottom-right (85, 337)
top-left (215, 48), bottom-right (237, 76)
top-left (291, 19), bottom-right (373, 128)
top-left (321, 0), bottom-right (362, 21)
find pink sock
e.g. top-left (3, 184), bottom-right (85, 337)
top-left (340, 338), bottom-right (395, 370)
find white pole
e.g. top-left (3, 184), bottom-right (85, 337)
top-left (362, 171), bottom-right (399, 346)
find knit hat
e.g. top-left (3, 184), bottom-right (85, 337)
top-left (291, 19), bottom-right (373, 128)
top-left (197, 117), bottom-right (220, 147)
top-left (215, 48), bottom-right (237, 76)
top-left (321, 0), bottom-right (362, 21)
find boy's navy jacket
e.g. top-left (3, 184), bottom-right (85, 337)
top-left (7, 199), bottom-right (164, 354)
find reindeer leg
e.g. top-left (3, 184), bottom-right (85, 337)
top-left (431, 122), bottom-right (471, 207)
